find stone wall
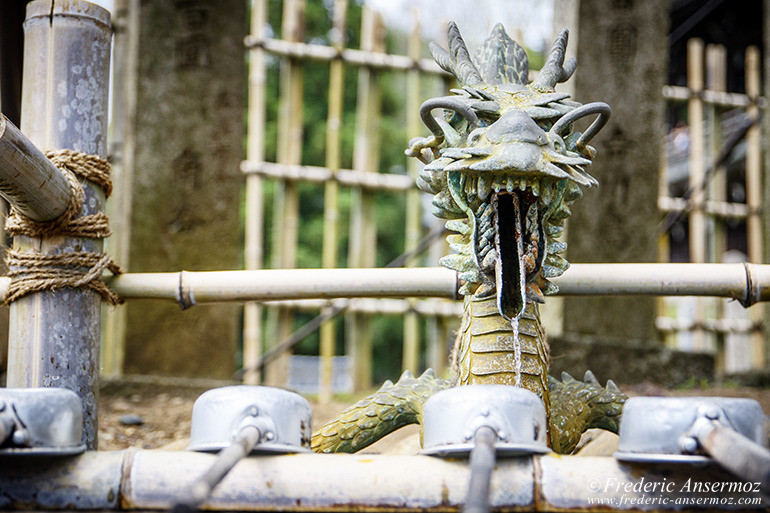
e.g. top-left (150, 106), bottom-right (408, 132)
top-left (557, 0), bottom-right (669, 346)
top-left (123, 0), bottom-right (246, 379)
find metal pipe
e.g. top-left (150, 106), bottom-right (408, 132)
top-left (0, 115), bottom-right (73, 221)
top-left (463, 426), bottom-right (498, 513)
top-left (7, 0), bottom-right (112, 450)
top-left (173, 426), bottom-right (261, 512)
top-left (691, 418), bottom-right (770, 494)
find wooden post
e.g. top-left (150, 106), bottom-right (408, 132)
top-left (102, 0), bottom-right (140, 378)
top-left (318, 0), bottom-right (348, 404)
top-left (402, 11), bottom-right (422, 375)
top-left (266, 0), bottom-right (305, 387)
top-left (745, 45), bottom-right (764, 369)
top-left (687, 38), bottom-right (707, 353)
top-left (243, 0), bottom-right (269, 385)
top-left (7, 0), bottom-right (111, 450)
top-left (705, 44), bottom-right (726, 371)
top-left (347, 7), bottom-right (383, 391)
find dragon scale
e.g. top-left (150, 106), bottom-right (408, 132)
top-left (312, 22), bottom-right (627, 455)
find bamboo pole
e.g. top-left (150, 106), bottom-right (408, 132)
top-left (240, 161), bottom-right (414, 191)
top-left (7, 0), bottom-right (111, 450)
top-left (346, 7), bottom-right (383, 392)
top-left (687, 39), bottom-right (707, 353)
top-left (745, 45), bottom-right (765, 369)
top-left (102, 0), bottom-right (140, 378)
top-left (0, 115), bottom-right (72, 221)
top-left (266, 0), bottom-right (305, 387)
top-left (402, 11), bottom-right (422, 375)
top-left (86, 263), bottom-right (770, 304)
top-left (662, 85), bottom-right (763, 108)
top-left (243, 36), bottom-right (447, 75)
top-left (318, 0), bottom-right (348, 404)
top-left (705, 44), bottom-right (727, 371)
top-left (242, 0), bottom-right (268, 385)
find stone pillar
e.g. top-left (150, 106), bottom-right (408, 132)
top-left (123, 0), bottom-right (245, 379)
top-left (557, 0), bottom-right (669, 346)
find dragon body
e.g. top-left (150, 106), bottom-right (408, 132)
top-left (313, 23), bottom-right (627, 455)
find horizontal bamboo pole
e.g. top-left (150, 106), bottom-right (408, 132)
top-left (4, 263), bottom-right (761, 306)
top-left (3, 264), bottom-right (766, 306)
top-left (658, 196), bottom-right (751, 219)
top-left (244, 36), bottom-right (448, 75)
top-left (656, 316), bottom-right (758, 334)
top-left (0, 114), bottom-right (73, 221)
top-left (662, 84), bottom-right (765, 108)
top-left (241, 160), bottom-right (415, 191)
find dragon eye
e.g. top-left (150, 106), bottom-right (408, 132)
top-left (467, 127), bottom-right (485, 146)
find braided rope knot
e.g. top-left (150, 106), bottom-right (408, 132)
top-left (4, 149), bottom-right (123, 305)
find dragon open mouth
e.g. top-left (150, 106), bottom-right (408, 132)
top-left (493, 190), bottom-right (544, 320)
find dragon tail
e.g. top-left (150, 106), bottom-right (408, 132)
top-left (547, 370), bottom-right (628, 454)
top-left (311, 369), bottom-right (453, 453)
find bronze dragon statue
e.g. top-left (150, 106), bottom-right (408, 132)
top-left (312, 23), bottom-right (627, 455)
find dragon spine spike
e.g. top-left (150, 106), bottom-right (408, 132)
top-left (584, 369), bottom-right (600, 385)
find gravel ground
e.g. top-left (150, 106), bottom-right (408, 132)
top-left (97, 377), bottom-right (770, 452)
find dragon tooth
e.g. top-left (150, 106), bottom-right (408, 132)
top-left (531, 181), bottom-right (539, 197)
top-left (506, 176), bottom-right (516, 192)
top-left (542, 279), bottom-right (559, 295)
top-left (477, 174), bottom-right (492, 200)
top-left (551, 204), bottom-right (572, 220)
top-left (547, 241), bottom-right (568, 254)
top-left (544, 223), bottom-right (564, 237)
top-left (459, 269), bottom-right (482, 283)
top-left (446, 219), bottom-right (471, 235)
top-left (440, 253), bottom-right (475, 272)
top-left (541, 264), bottom-right (564, 278)
top-left (545, 253), bottom-right (569, 271)
top-left (449, 242), bottom-right (472, 255)
top-left (526, 283), bottom-right (546, 303)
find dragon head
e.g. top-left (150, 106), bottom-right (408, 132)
top-left (408, 23), bottom-right (610, 321)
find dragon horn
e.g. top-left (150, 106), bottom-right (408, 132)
top-left (447, 22), bottom-right (484, 86)
top-left (532, 29), bottom-right (576, 91)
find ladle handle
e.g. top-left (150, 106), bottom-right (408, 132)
top-left (462, 426), bottom-right (498, 513)
top-left (693, 418), bottom-right (770, 494)
top-left (173, 425), bottom-right (262, 512)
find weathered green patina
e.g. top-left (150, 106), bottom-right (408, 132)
top-left (313, 23), bottom-right (626, 455)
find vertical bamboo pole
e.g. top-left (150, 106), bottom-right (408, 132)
top-left (243, 0), bottom-right (268, 385)
top-left (687, 38), bottom-right (706, 353)
top-left (402, 11), bottom-right (422, 375)
top-left (705, 44), bottom-right (727, 371)
top-left (266, 0), bottom-right (305, 387)
top-left (745, 45), bottom-right (765, 369)
top-left (102, 0), bottom-right (140, 378)
top-left (347, 7), bottom-right (383, 391)
top-left (7, 0), bottom-right (111, 450)
top-left (318, 0), bottom-right (348, 404)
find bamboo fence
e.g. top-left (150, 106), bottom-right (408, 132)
top-left (658, 39), bottom-right (765, 372)
top-left (243, 0), bottom-right (456, 399)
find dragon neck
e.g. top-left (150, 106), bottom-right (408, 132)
top-left (455, 293), bottom-right (551, 416)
